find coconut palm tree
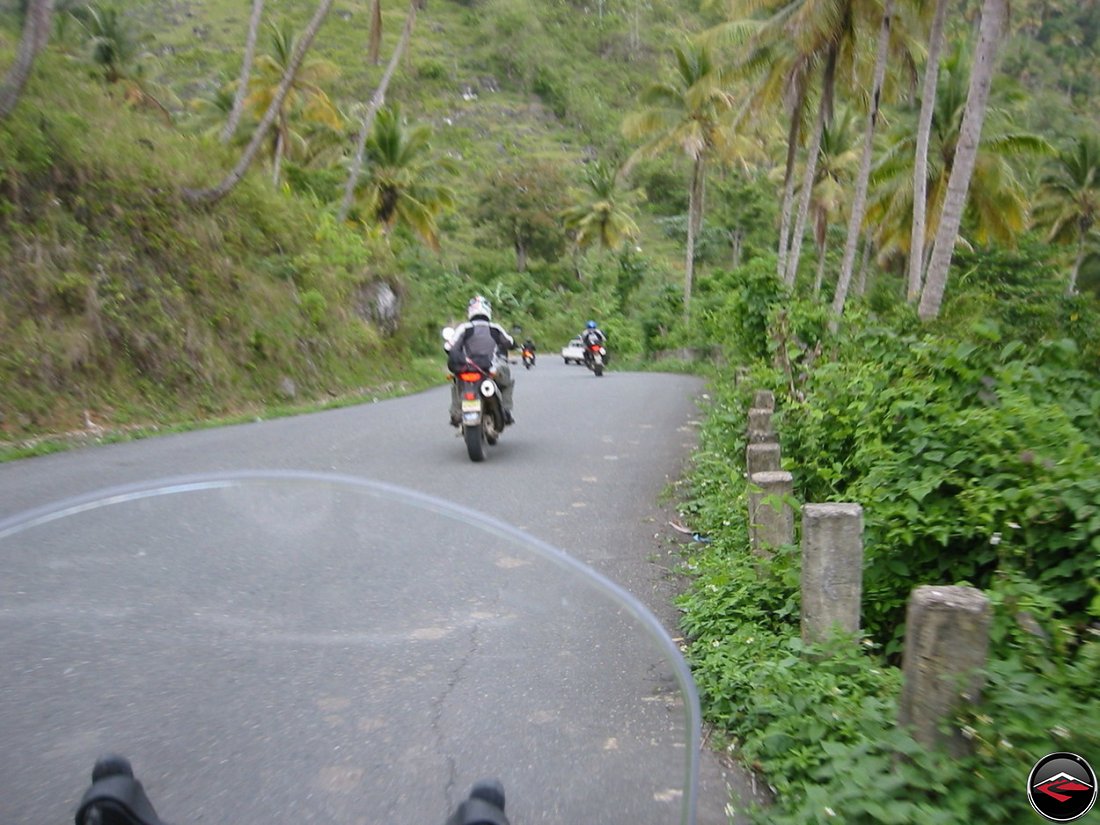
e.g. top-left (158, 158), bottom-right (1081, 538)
top-left (865, 45), bottom-right (1049, 272)
top-left (350, 104), bottom-right (456, 251)
top-left (0, 0), bottom-right (55, 120)
top-left (69, 4), bottom-right (173, 121)
top-left (907, 0), bottom-right (949, 302)
top-left (221, 0), bottom-right (265, 144)
top-left (182, 0), bottom-right (335, 206)
top-left (809, 106), bottom-right (859, 296)
top-left (1032, 135), bottom-right (1100, 295)
top-left (831, 0), bottom-right (896, 325)
top-left (622, 38), bottom-right (737, 320)
top-left (561, 161), bottom-right (640, 255)
top-left (246, 21), bottom-right (341, 185)
top-left (703, 20), bottom-right (809, 281)
top-left (339, 0), bottom-right (419, 222)
top-left (709, 0), bottom-right (876, 288)
top-left (919, 0), bottom-right (1009, 321)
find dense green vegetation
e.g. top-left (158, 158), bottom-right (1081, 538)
top-left (3, 0), bottom-right (1100, 818)
top-left (676, 256), bottom-right (1100, 821)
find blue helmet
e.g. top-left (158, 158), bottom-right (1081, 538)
top-left (586, 320), bottom-right (597, 329)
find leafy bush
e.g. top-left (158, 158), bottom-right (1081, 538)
top-left (780, 315), bottom-right (1100, 653)
top-left (678, 357), bottom-right (1100, 823)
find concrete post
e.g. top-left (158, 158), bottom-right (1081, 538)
top-left (746, 442), bottom-right (781, 475)
top-left (898, 586), bottom-right (991, 756)
top-left (748, 471), bottom-right (794, 557)
top-left (800, 504), bottom-right (863, 645)
top-left (753, 390), bottom-right (775, 412)
top-left (747, 408), bottom-right (774, 443)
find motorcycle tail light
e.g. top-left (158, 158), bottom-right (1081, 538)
top-left (457, 371), bottom-right (481, 382)
top-left (464, 392), bottom-right (476, 401)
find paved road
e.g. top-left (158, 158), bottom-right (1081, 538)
top-left (0, 359), bottom-right (759, 823)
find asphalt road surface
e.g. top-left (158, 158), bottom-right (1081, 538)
top-left (0, 358), bottom-right (762, 824)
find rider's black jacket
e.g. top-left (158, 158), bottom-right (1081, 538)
top-left (447, 319), bottom-right (514, 372)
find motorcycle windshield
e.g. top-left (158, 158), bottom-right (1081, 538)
top-left (0, 471), bottom-right (699, 824)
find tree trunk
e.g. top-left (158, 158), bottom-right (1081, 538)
top-left (812, 232), bottom-right (828, 297)
top-left (684, 154), bottom-right (705, 321)
top-left (907, 0), bottom-right (948, 301)
top-left (919, 0), bottom-right (1007, 321)
top-left (338, 0), bottom-right (418, 222)
top-left (730, 227), bottom-right (743, 269)
top-left (272, 117), bottom-right (286, 185)
top-left (368, 0), bottom-right (383, 64)
top-left (785, 51), bottom-right (835, 288)
top-left (855, 237), bottom-right (873, 297)
top-left (183, 0), bottom-right (335, 206)
top-left (1068, 231), bottom-right (1084, 295)
top-left (0, 0), bottom-right (55, 121)
top-left (833, 0), bottom-right (893, 327)
top-left (221, 0), bottom-right (265, 144)
top-left (776, 75), bottom-right (806, 280)
top-left (514, 232), bottom-right (527, 273)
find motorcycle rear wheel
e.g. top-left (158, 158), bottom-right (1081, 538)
top-left (464, 423), bottom-right (487, 461)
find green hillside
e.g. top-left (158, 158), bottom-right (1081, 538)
top-left (0, 0), bottom-right (706, 449)
top-left (2, 0), bottom-right (1099, 453)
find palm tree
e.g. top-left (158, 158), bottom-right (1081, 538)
top-left (75, 5), bottom-right (136, 83)
top-left (809, 106), bottom-right (859, 296)
top-left (701, 4), bottom-right (812, 281)
top-left (339, 0), bottom-right (419, 222)
top-left (221, 0), bottom-right (265, 144)
top-left (182, 0), bottom-right (335, 206)
top-left (561, 161), bottom-right (641, 277)
top-left (832, 0), bottom-right (897, 326)
top-left (919, 0), bottom-right (1009, 321)
top-left (1033, 135), bottom-right (1100, 295)
top-left (622, 38), bottom-right (737, 320)
top-left (864, 45), bottom-right (1049, 273)
top-left (710, 0), bottom-right (872, 288)
top-left (246, 21), bottom-right (341, 185)
top-left (350, 104), bottom-right (456, 251)
top-left (0, 0), bottom-right (55, 120)
top-left (70, 4), bottom-right (172, 121)
top-left (907, 0), bottom-right (949, 302)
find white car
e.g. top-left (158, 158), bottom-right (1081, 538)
top-left (561, 337), bottom-right (585, 364)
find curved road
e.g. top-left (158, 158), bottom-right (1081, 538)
top-left (0, 359), bottom-right (758, 823)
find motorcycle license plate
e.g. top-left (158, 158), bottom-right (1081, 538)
top-left (461, 399), bottom-right (481, 412)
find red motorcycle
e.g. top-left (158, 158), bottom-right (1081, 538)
top-left (584, 342), bottom-right (606, 376)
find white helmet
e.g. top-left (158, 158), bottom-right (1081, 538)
top-left (467, 295), bottom-right (492, 321)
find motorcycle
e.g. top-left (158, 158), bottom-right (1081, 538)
top-left (583, 343), bottom-right (607, 377)
top-left (444, 327), bottom-right (508, 462)
top-left (451, 361), bottom-right (507, 462)
top-left (0, 472), bottom-right (700, 824)
top-left (521, 346), bottom-right (535, 370)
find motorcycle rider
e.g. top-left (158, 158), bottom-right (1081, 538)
top-left (580, 320), bottom-right (607, 368)
top-left (445, 295), bottom-right (515, 426)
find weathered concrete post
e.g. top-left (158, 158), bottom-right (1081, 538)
top-left (898, 586), bottom-right (992, 756)
top-left (800, 504), bottom-right (863, 645)
top-left (746, 442), bottom-right (781, 475)
top-left (748, 470), bottom-right (794, 557)
top-left (753, 390), bottom-right (775, 412)
top-left (747, 408), bottom-right (775, 443)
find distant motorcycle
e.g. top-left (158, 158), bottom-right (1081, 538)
top-left (583, 343), bottom-right (606, 377)
top-left (521, 346), bottom-right (535, 369)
